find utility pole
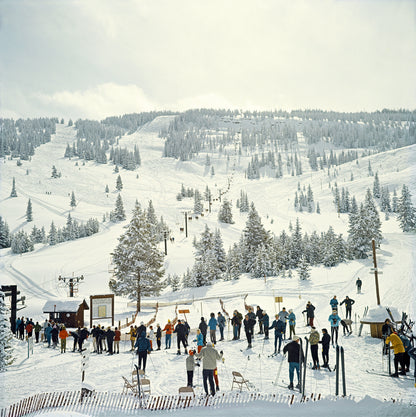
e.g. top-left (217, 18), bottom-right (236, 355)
top-left (209, 195), bottom-right (212, 213)
top-left (1, 285), bottom-right (26, 332)
top-left (184, 212), bottom-right (188, 238)
top-left (164, 231), bottom-right (168, 255)
top-left (371, 239), bottom-right (381, 306)
top-left (59, 274), bottom-right (84, 297)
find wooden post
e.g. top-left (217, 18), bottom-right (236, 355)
top-left (372, 239), bottom-right (381, 305)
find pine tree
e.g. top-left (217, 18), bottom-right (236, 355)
top-left (213, 229), bottom-right (226, 272)
top-left (116, 175), bottom-right (123, 191)
top-left (10, 177), bottom-right (17, 198)
top-left (298, 256), bottom-right (311, 280)
top-left (70, 191), bottom-right (76, 209)
top-left (51, 165), bottom-right (59, 178)
top-left (193, 190), bottom-right (203, 215)
top-left (170, 274), bottom-right (181, 292)
top-left (0, 217), bottom-right (11, 248)
top-left (290, 218), bottom-right (303, 267)
top-left (0, 290), bottom-right (14, 371)
top-left (26, 199), bottom-right (33, 222)
top-left (48, 222), bottom-right (58, 246)
top-left (373, 172), bottom-right (381, 198)
top-left (397, 185), bottom-right (416, 232)
top-left (110, 194), bottom-right (126, 222)
top-left (218, 199), bottom-right (234, 224)
top-left (110, 202), bottom-right (165, 311)
top-left (363, 188), bottom-right (382, 246)
top-left (10, 231), bottom-right (34, 254)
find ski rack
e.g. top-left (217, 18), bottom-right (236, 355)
top-left (358, 306), bottom-right (368, 337)
top-left (335, 345), bottom-right (346, 396)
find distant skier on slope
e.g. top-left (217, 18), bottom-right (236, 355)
top-left (340, 296), bottom-right (355, 319)
top-left (356, 277), bottom-right (362, 294)
top-left (302, 301), bottom-right (315, 327)
top-left (329, 296), bottom-right (338, 312)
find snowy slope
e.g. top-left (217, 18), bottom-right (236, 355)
top-left (0, 117), bottom-right (415, 410)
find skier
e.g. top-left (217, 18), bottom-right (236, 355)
top-left (25, 321), bottom-right (33, 338)
top-left (106, 326), bottom-right (115, 355)
top-left (208, 313), bottom-right (217, 344)
top-left (15, 317), bottom-right (21, 338)
top-left (309, 327), bottom-right (320, 369)
top-left (288, 309), bottom-right (296, 339)
top-left (59, 326), bottom-right (69, 353)
top-left (163, 320), bottom-right (174, 349)
top-left (69, 328), bottom-right (78, 351)
top-left (156, 324), bottom-right (162, 350)
top-left (329, 296), bottom-right (338, 312)
top-left (34, 322), bottom-right (42, 343)
top-left (148, 325), bottom-right (155, 350)
top-left (217, 312), bottom-right (226, 341)
top-left (41, 319), bottom-right (48, 342)
top-left (256, 306), bottom-right (264, 334)
top-left (319, 328), bottom-right (330, 368)
top-left (51, 324), bottom-right (59, 348)
top-left (231, 310), bottom-right (242, 340)
top-left (137, 321), bottom-right (146, 337)
top-left (78, 327), bottom-right (89, 351)
top-left (97, 326), bottom-right (105, 354)
top-left (277, 307), bottom-right (289, 339)
top-left (135, 331), bottom-right (151, 373)
top-left (356, 277), bottom-right (362, 294)
top-left (328, 311), bottom-right (341, 346)
top-left (302, 302), bottom-right (315, 327)
top-left (174, 319), bottom-right (188, 354)
top-left (186, 349), bottom-right (200, 387)
top-left (127, 325), bottom-right (137, 351)
top-left (283, 336), bottom-right (304, 390)
top-left (18, 318), bottom-right (25, 340)
top-left (195, 343), bottom-right (223, 396)
top-left (243, 314), bottom-right (256, 349)
top-left (114, 327), bottom-right (121, 354)
top-left (91, 325), bottom-right (99, 352)
top-left (193, 329), bottom-right (204, 353)
top-left (382, 318), bottom-right (394, 355)
top-left (199, 317), bottom-right (208, 345)
top-left (269, 314), bottom-right (285, 354)
top-left (385, 331), bottom-right (406, 377)
top-left (261, 311), bottom-right (270, 340)
top-left (340, 318), bottom-right (353, 336)
top-left (184, 321), bottom-right (190, 345)
top-left (340, 296), bottom-right (355, 319)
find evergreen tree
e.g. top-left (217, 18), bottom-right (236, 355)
top-left (10, 231), bottom-right (34, 254)
top-left (298, 256), bottom-right (311, 280)
top-left (290, 218), bottom-right (303, 267)
top-left (397, 185), bottom-right (416, 232)
top-left (110, 194), bottom-right (126, 222)
top-left (218, 199), bottom-right (234, 224)
top-left (10, 177), bottom-right (17, 198)
top-left (51, 165), bottom-right (59, 178)
top-left (347, 204), bottom-right (369, 259)
top-left (105, 184), bottom-right (109, 193)
top-left (392, 189), bottom-right (399, 213)
top-left (193, 190), bottom-right (203, 215)
top-left (225, 244), bottom-right (241, 281)
top-left (0, 217), bottom-right (11, 248)
top-left (316, 202), bottom-right (321, 214)
top-left (26, 199), bottom-right (33, 222)
top-left (110, 202), bottom-right (165, 311)
top-left (0, 290), bottom-right (14, 371)
top-left (373, 172), bottom-right (381, 198)
top-left (70, 191), bottom-right (76, 209)
top-left (116, 175), bottom-right (123, 191)
top-left (213, 229), bottom-right (226, 272)
top-left (170, 274), bottom-right (181, 292)
top-left (48, 221), bottom-right (57, 246)
top-left (363, 188), bottom-right (382, 246)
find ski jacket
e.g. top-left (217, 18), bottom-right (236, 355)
top-left (330, 298), bottom-right (338, 309)
top-left (137, 324), bottom-right (146, 336)
top-left (283, 341), bottom-right (304, 363)
top-left (135, 332), bottom-right (151, 352)
top-left (398, 334), bottom-right (411, 352)
top-left (277, 310), bottom-right (289, 323)
top-left (163, 323), bottom-right (174, 334)
top-left (91, 327), bottom-right (100, 338)
top-left (114, 330), bottom-right (121, 341)
top-left (174, 323), bottom-right (187, 337)
top-left (25, 323), bottom-right (33, 333)
top-left (381, 323), bottom-right (393, 337)
top-left (248, 311), bottom-right (256, 322)
top-left (328, 313), bottom-right (341, 327)
top-left (193, 333), bottom-right (204, 346)
top-left (269, 320), bottom-right (285, 334)
top-left (385, 333), bottom-right (405, 354)
top-left (261, 314), bottom-right (270, 328)
top-left (34, 323), bottom-right (42, 333)
top-left (199, 320), bottom-right (208, 335)
top-left (44, 325), bottom-right (52, 337)
top-left (208, 317), bottom-right (218, 330)
top-left (309, 329), bottom-right (320, 345)
top-left (320, 333), bottom-right (330, 348)
top-left (256, 308), bottom-right (263, 321)
top-left (231, 315), bottom-right (241, 326)
top-left (186, 355), bottom-right (197, 371)
top-left (217, 315), bottom-right (226, 328)
top-left (79, 328), bottom-right (89, 341)
top-left (243, 318), bottom-right (256, 332)
top-left (356, 279), bottom-right (362, 287)
top-left (288, 313), bottom-right (296, 326)
top-left (195, 345), bottom-right (222, 370)
top-left (59, 329), bottom-right (69, 339)
top-left (340, 298), bottom-right (355, 308)
top-left (106, 329), bottom-right (115, 341)
top-left (156, 327), bottom-right (162, 339)
top-left (128, 328), bottom-right (137, 340)
top-left (302, 304), bottom-right (315, 318)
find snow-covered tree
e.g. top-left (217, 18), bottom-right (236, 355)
top-left (373, 172), bottom-right (381, 198)
top-left (0, 217), bottom-right (11, 248)
top-left (26, 199), bottom-right (33, 222)
top-left (10, 231), bottom-right (33, 254)
top-left (10, 178), bottom-right (17, 198)
top-left (110, 194), bottom-right (126, 222)
top-left (70, 191), bottom-right (76, 209)
top-left (397, 185), bottom-right (416, 232)
top-left (213, 229), bottom-right (226, 272)
top-left (218, 199), bottom-right (234, 224)
top-left (363, 189), bottom-right (382, 246)
top-left (298, 256), bottom-right (311, 280)
top-left (116, 175), bottom-right (123, 191)
top-left (193, 190), bottom-right (203, 215)
top-left (0, 291), bottom-right (14, 371)
top-left (48, 221), bottom-right (57, 246)
top-left (110, 202), bottom-right (165, 311)
top-left (51, 165), bottom-right (59, 178)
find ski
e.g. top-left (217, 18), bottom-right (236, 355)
top-left (366, 369), bottom-right (413, 379)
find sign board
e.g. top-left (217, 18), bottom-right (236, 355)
top-left (274, 297), bottom-right (283, 303)
top-left (178, 309), bottom-right (190, 314)
top-left (90, 294), bottom-right (114, 326)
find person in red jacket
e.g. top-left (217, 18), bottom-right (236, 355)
top-left (59, 326), bottom-right (69, 353)
top-left (114, 327), bottom-right (121, 354)
top-left (25, 322), bottom-right (33, 338)
top-left (163, 320), bottom-right (174, 349)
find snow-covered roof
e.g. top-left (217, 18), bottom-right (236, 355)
top-left (43, 299), bottom-right (89, 313)
top-left (361, 306), bottom-right (401, 323)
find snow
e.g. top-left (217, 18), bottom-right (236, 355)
top-left (1, 118), bottom-right (415, 414)
top-left (43, 299), bottom-right (88, 313)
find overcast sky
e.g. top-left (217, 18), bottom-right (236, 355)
top-left (0, 0), bottom-right (415, 120)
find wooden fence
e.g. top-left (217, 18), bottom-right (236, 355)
top-left (0, 390), bottom-right (325, 417)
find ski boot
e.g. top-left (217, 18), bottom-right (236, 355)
top-left (177, 350), bottom-right (181, 355)
top-left (288, 383), bottom-right (294, 390)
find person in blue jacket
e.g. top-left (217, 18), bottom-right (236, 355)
top-left (288, 309), bottom-right (296, 339)
top-left (208, 313), bottom-right (217, 344)
top-left (261, 311), bottom-right (270, 339)
top-left (269, 314), bottom-right (286, 354)
top-left (217, 312), bottom-right (226, 341)
top-left (329, 296), bottom-right (338, 311)
top-left (328, 310), bottom-right (341, 345)
top-left (135, 331), bottom-right (151, 373)
top-left (44, 323), bottom-right (53, 348)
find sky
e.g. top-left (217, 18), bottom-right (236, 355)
top-left (0, 0), bottom-right (415, 120)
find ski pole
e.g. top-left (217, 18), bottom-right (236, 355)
top-left (274, 353), bottom-right (286, 385)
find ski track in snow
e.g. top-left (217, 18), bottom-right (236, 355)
top-left (0, 117), bottom-right (415, 409)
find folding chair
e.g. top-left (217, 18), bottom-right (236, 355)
top-left (178, 386), bottom-right (195, 397)
top-left (122, 376), bottom-right (138, 395)
top-left (231, 371), bottom-right (250, 392)
top-left (140, 378), bottom-right (151, 395)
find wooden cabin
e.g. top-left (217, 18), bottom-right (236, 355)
top-left (43, 299), bottom-right (89, 328)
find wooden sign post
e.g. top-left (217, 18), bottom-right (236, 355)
top-left (178, 309), bottom-right (190, 322)
top-left (274, 296), bottom-right (283, 314)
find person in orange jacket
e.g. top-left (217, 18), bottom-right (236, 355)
top-left (59, 326), bottom-right (69, 353)
top-left (163, 320), bottom-right (174, 349)
top-left (114, 327), bottom-right (121, 354)
top-left (385, 332), bottom-right (406, 377)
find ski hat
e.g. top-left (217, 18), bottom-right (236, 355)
top-left (292, 336), bottom-right (300, 342)
top-left (189, 350), bottom-right (194, 356)
top-left (140, 321), bottom-right (144, 325)
top-left (206, 342), bottom-right (212, 347)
